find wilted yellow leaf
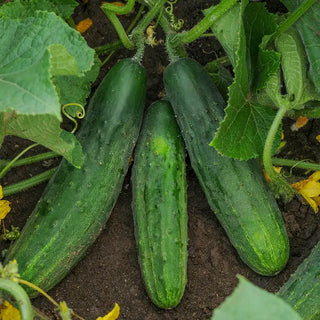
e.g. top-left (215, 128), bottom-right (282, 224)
top-left (291, 116), bottom-right (309, 131)
top-left (96, 303), bottom-right (120, 320)
top-left (76, 18), bottom-right (93, 34)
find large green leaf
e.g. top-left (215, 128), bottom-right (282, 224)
top-left (0, 0), bottom-right (78, 19)
top-left (209, 2), bottom-right (280, 160)
top-left (204, 3), bottom-right (242, 68)
top-left (280, 0), bottom-right (320, 92)
top-left (55, 56), bottom-right (101, 114)
top-left (211, 276), bottom-right (302, 320)
top-left (0, 12), bottom-right (95, 167)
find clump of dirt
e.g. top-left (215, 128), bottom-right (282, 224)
top-left (1, 1), bottom-right (320, 319)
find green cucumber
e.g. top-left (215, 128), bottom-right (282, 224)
top-left (131, 100), bottom-right (187, 308)
top-left (164, 57), bottom-right (289, 276)
top-left (4, 59), bottom-right (146, 296)
top-left (278, 241), bottom-right (320, 320)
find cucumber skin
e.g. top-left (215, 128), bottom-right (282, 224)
top-left (131, 100), bottom-right (188, 308)
top-left (4, 59), bottom-right (146, 296)
top-left (278, 242), bottom-right (320, 320)
top-left (164, 57), bottom-right (289, 276)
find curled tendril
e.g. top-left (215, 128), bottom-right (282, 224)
top-left (165, 0), bottom-right (184, 31)
top-left (61, 103), bottom-right (86, 134)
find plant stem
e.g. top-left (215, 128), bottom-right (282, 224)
top-left (0, 151), bottom-right (58, 172)
top-left (18, 279), bottom-right (59, 308)
top-left (287, 105), bottom-right (320, 119)
top-left (267, 0), bottom-right (317, 44)
top-left (206, 55), bottom-right (231, 69)
top-left (2, 168), bottom-right (56, 197)
top-left (95, 40), bottom-right (124, 55)
top-left (263, 105), bottom-right (294, 200)
top-left (66, 17), bottom-right (76, 29)
top-left (133, 0), bottom-right (167, 35)
top-left (132, 33), bottom-right (145, 62)
top-left (102, 10), bottom-right (135, 49)
top-left (0, 278), bottom-right (33, 320)
top-left (96, 4), bottom-right (145, 57)
top-left (101, 0), bottom-right (135, 15)
top-left (173, 0), bottom-right (237, 46)
top-left (32, 307), bottom-right (52, 320)
top-left (0, 143), bottom-right (39, 179)
top-left (272, 158), bottom-right (320, 171)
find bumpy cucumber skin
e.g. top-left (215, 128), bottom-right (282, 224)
top-left (164, 58), bottom-right (289, 276)
top-left (5, 59), bottom-right (146, 296)
top-left (132, 100), bottom-right (188, 308)
top-left (278, 242), bottom-right (320, 320)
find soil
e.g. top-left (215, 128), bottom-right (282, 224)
top-left (1, 1), bottom-right (320, 319)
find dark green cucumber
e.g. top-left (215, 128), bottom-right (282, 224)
top-left (278, 241), bottom-right (320, 320)
top-left (164, 57), bottom-right (289, 276)
top-left (4, 59), bottom-right (146, 296)
top-left (131, 100), bottom-right (187, 308)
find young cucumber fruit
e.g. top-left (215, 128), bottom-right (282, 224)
top-left (5, 59), bottom-right (146, 296)
top-left (131, 100), bottom-right (188, 308)
top-left (164, 57), bottom-right (289, 276)
top-left (278, 241), bottom-right (320, 320)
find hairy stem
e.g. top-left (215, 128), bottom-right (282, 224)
top-left (101, 0), bottom-right (135, 15)
top-left (263, 106), bottom-right (294, 200)
top-left (133, 0), bottom-right (167, 35)
top-left (102, 9), bottom-right (134, 49)
top-left (272, 158), bottom-right (320, 172)
top-left (267, 0), bottom-right (317, 44)
top-left (174, 0), bottom-right (237, 46)
top-left (97, 4), bottom-right (145, 57)
top-left (0, 278), bottom-right (33, 320)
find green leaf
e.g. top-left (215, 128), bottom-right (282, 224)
top-left (0, 12), bottom-right (95, 167)
top-left (256, 38), bottom-right (280, 90)
top-left (49, 44), bottom-right (79, 76)
top-left (204, 3), bottom-right (242, 68)
top-left (205, 62), bottom-right (233, 102)
top-left (243, 3), bottom-right (278, 89)
top-left (55, 56), bottom-right (101, 116)
top-left (211, 276), bottom-right (302, 320)
top-left (275, 27), bottom-right (307, 107)
top-left (209, 2), bottom-right (281, 160)
top-left (280, 0), bottom-right (320, 92)
top-left (0, 0), bottom-right (78, 19)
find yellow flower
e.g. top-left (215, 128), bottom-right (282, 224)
top-left (0, 185), bottom-right (11, 222)
top-left (0, 301), bottom-right (21, 320)
top-left (291, 171), bottom-right (320, 213)
top-left (96, 303), bottom-right (120, 320)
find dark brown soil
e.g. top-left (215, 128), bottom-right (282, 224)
top-left (1, 1), bottom-right (320, 319)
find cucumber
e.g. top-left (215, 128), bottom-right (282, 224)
top-left (278, 241), bottom-right (320, 320)
top-left (163, 57), bottom-right (289, 276)
top-left (4, 59), bottom-right (146, 296)
top-left (131, 100), bottom-right (187, 308)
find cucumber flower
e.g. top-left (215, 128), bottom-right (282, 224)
top-left (291, 171), bottom-right (320, 213)
top-left (0, 301), bottom-right (20, 320)
top-left (0, 185), bottom-right (11, 222)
